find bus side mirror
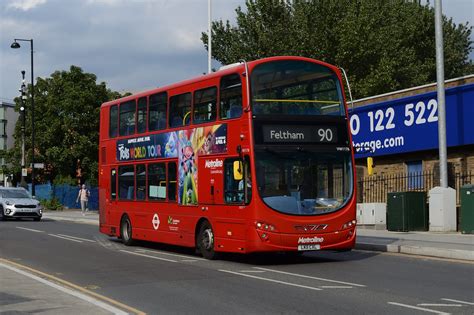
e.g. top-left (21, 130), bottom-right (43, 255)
top-left (233, 161), bottom-right (243, 181)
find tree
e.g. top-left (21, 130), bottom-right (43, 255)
top-left (202, 0), bottom-right (473, 99)
top-left (5, 66), bottom-right (122, 186)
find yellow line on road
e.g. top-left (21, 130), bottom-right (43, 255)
top-left (0, 258), bottom-right (146, 315)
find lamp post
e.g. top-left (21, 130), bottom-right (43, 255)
top-left (19, 70), bottom-right (27, 189)
top-left (208, 0), bottom-right (212, 74)
top-left (11, 38), bottom-right (35, 197)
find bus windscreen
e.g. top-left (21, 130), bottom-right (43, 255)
top-left (255, 148), bottom-right (352, 215)
top-left (251, 60), bottom-right (344, 116)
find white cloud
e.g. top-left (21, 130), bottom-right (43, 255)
top-left (7, 0), bottom-right (47, 11)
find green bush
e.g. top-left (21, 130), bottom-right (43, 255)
top-left (40, 198), bottom-right (63, 211)
top-left (53, 175), bottom-right (78, 186)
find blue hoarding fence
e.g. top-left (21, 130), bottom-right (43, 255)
top-left (350, 83), bottom-right (474, 158)
top-left (30, 183), bottom-right (98, 211)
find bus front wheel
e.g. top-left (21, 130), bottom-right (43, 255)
top-left (120, 215), bottom-right (134, 246)
top-left (198, 221), bottom-right (218, 260)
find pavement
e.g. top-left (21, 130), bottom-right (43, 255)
top-left (357, 227), bottom-right (474, 261)
top-left (0, 261), bottom-right (122, 315)
top-left (2, 209), bottom-right (472, 315)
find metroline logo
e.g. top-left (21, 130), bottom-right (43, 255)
top-left (298, 236), bottom-right (324, 244)
top-left (205, 159), bottom-right (223, 168)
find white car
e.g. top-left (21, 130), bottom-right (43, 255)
top-left (0, 187), bottom-right (42, 221)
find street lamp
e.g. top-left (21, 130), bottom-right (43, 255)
top-left (208, 0), bottom-right (212, 74)
top-left (19, 70), bottom-right (27, 189)
top-left (11, 38), bottom-right (35, 197)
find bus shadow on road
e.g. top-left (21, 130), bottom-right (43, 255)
top-left (114, 238), bottom-right (379, 265)
top-left (219, 250), bottom-right (380, 266)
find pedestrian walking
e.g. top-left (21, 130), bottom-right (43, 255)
top-left (76, 184), bottom-right (90, 216)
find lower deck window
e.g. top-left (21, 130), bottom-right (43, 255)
top-left (148, 163), bottom-right (166, 200)
top-left (119, 166), bottom-right (135, 200)
top-left (224, 157), bottom-right (251, 204)
top-left (136, 164), bottom-right (146, 200)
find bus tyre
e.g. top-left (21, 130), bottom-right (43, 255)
top-left (120, 215), bottom-right (134, 246)
top-left (198, 221), bottom-right (218, 260)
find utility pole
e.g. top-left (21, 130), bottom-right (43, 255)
top-left (11, 38), bottom-right (35, 197)
top-left (208, 0), bottom-right (212, 74)
top-left (20, 71), bottom-right (27, 188)
top-left (434, 0), bottom-right (447, 188)
top-left (429, 0), bottom-right (456, 232)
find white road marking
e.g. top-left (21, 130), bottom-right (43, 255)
top-left (441, 298), bottom-right (474, 305)
top-left (0, 262), bottom-right (128, 315)
top-left (219, 269), bottom-right (323, 291)
top-left (239, 270), bottom-right (266, 273)
top-left (48, 234), bottom-right (82, 243)
top-left (16, 227), bottom-right (44, 233)
top-left (57, 234), bottom-right (96, 243)
top-left (418, 304), bottom-right (462, 307)
top-left (120, 250), bottom-right (177, 263)
top-left (180, 259), bottom-right (198, 262)
top-left (388, 302), bottom-right (451, 315)
top-left (320, 286), bottom-right (353, 289)
top-left (135, 249), bottom-right (205, 261)
top-left (254, 267), bottom-right (366, 287)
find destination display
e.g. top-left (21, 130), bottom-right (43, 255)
top-left (261, 125), bottom-right (338, 144)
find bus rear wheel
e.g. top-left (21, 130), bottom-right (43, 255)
top-left (198, 221), bottom-right (218, 260)
top-left (120, 215), bottom-right (134, 246)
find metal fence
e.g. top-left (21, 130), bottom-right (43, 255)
top-left (357, 171), bottom-right (473, 204)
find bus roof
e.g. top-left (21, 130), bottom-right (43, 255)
top-left (101, 56), bottom-right (339, 108)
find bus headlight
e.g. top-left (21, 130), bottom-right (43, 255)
top-left (255, 221), bottom-right (277, 242)
top-left (256, 221), bottom-right (276, 232)
top-left (341, 220), bottom-right (356, 230)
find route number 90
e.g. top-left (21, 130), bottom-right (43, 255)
top-left (318, 128), bottom-right (334, 142)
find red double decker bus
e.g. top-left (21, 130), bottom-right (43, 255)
top-left (99, 56), bottom-right (356, 259)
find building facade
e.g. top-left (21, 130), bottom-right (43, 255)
top-left (0, 101), bottom-right (19, 186)
top-left (350, 75), bottom-right (474, 204)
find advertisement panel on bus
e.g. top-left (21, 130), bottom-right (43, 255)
top-left (116, 124), bottom-right (227, 205)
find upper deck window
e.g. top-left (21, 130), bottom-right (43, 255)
top-left (251, 60), bottom-right (344, 116)
top-left (169, 93), bottom-right (191, 128)
top-left (109, 105), bottom-right (118, 138)
top-left (193, 87), bottom-right (217, 124)
top-left (149, 92), bottom-right (167, 131)
top-left (119, 100), bottom-right (136, 136)
top-left (137, 97), bottom-right (147, 134)
top-left (220, 74), bottom-right (242, 119)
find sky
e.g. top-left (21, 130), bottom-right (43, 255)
top-left (0, 0), bottom-right (472, 103)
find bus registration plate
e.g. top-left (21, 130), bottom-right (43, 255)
top-left (298, 244), bottom-right (320, 251)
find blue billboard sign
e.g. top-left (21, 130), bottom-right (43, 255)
top-left (350, 83), bottom-right (474, 158)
